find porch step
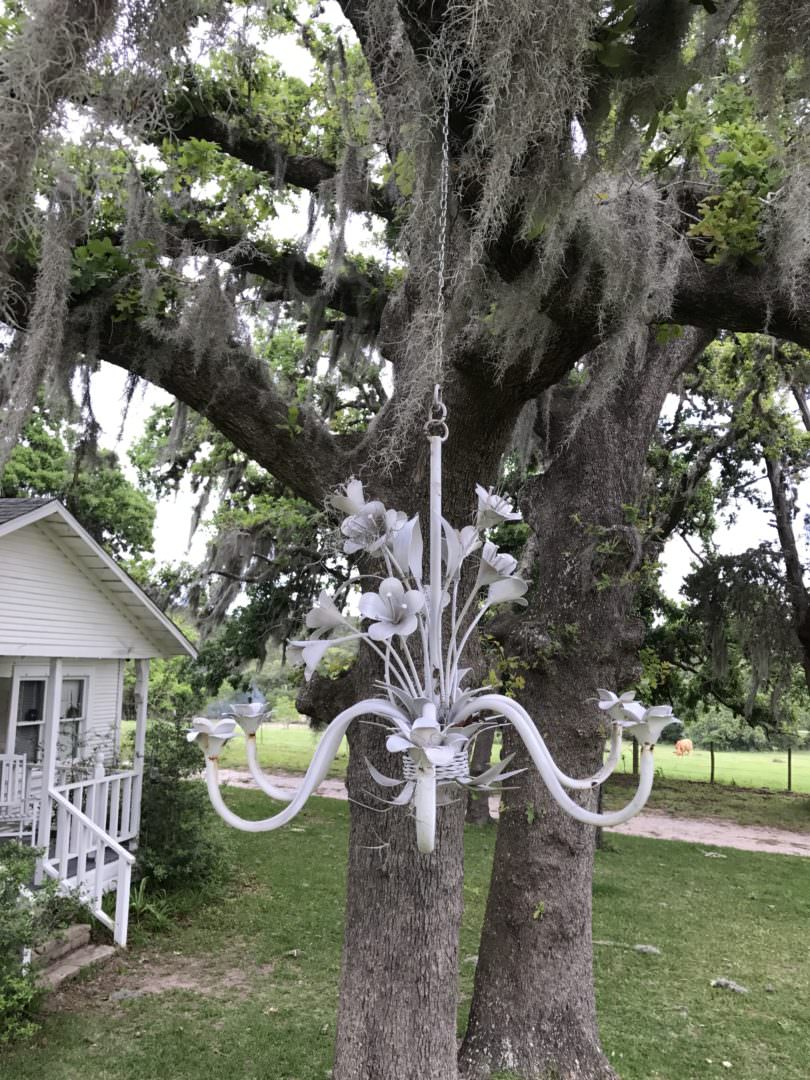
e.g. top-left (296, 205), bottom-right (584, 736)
top-left (37, 943), bottom-right (116, 990)
top-left (34, 923), bottom-right (91, 968)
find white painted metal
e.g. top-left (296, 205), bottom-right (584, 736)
top-left (199, 700), bottom-right (408, 832)
top-left (429, 433), bottom-right (444, 702)
top-left (196, 394), bottom-right (680, 855)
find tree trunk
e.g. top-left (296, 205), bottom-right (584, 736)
top-left (461, 333), bottom-right (707, 1079)
top-left (710, 742), bottom-right (715, 784)
top-left (466, 727), bottom-right (496, 825)
top-left (328, 383), bottom-right (520, 1080)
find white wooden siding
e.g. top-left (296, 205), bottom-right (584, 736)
top-left (0, 524), bottom-right (159, 658)
top-left (0, 657), bottom-right (123, 766)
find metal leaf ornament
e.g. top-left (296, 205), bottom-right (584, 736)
top-left (190, 389), bottom-right (680, 854)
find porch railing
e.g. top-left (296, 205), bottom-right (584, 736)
top-left (54, 769), bottom-right (138, 845)
top-left (39, 789), bottom-right (134, 947)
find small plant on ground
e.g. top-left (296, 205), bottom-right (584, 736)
top-left (128, 878), bottom-right (171, 935)
top-left (0, 843), bottom-right (84, 1046)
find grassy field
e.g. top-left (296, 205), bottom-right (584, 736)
top-left (3, 788), bottom-right (809, 1080)
top-left (614, 745), bottom-right (810, 792)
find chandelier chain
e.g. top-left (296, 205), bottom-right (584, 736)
top-left (435, 75), bottom-right (450, 376)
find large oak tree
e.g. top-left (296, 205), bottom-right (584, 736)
top-left (4, 2), bottom-right (810, 1077)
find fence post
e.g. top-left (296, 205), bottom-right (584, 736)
top-left (788, 745), bottom-right (792, 793)
top-left (632, 737), bottom-right (639, 777)
top-left (709, 742), bottom-right (715, 784)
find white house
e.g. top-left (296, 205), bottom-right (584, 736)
top-left (0, 498), bottom-right (196, 946)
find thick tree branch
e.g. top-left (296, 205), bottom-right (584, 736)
top-left (672, 260), bottom-right (810, 349)
top-left (164, 109), bottom-right (396, 221)
top-left (651, 425), bottom-right (738, 545)
top-left (166, 217), bottom-right (388, 329)
top-left (73, 307), bottom-right (347, 505)
top-left (764, 454), bottom-right (810, 633)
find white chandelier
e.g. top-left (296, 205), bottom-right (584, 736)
top-left (190, 388), bottom-right (680, 853)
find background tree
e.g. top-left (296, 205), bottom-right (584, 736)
top-left (1, 401), bottom-right (155, 557)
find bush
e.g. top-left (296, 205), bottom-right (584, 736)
top-left (0, 844), bottom-right (84, 1045)
top-left (136, 719), bottom-right (229, 891)
top-left (687, 706), bottom-right (768, 751)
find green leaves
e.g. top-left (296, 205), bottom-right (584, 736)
top-left (70, 236), bottom-right (134, 295)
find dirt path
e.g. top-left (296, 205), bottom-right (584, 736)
top-left (218, 768), bottom-right (810, 858)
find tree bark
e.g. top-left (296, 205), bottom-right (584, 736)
top-left (466, 728), bottom-right (496, 825)
top-left (460, 331), bottom-right (708, 1080)
top-left (328, 381), bottom-right (521, 1080)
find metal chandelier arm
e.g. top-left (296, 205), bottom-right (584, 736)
top-left (552, 720), bottom-right (625, 791)
top-left (456, 700), bottom-right (625, 792)
top-left (203, 699), bottom-right (411, 833)
top-left (245, 735), bottom-right (294, 802)
top-left (455, 694), bottom-right (655, 828)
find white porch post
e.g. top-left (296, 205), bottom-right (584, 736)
top-left (131, 658), bottom-right (149, 841)
top-left (35, 658), bottom-right (63, 871)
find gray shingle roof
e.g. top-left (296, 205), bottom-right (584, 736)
top-left (0, 498), bottom-right (54, 524)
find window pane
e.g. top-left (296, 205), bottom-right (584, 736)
top-left (15, 721), bottom-right (41, 764)
top-left (17, 680), bottom-right (45, 725)
top-left (60, 679), bottom-right (85, 720)
top-left (58, 720), bottom-right (81, 760)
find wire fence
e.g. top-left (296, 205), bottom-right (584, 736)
top-left (617, 744), bottom-right (810, 793)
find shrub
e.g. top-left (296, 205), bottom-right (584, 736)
top-left (136, 719), bottom-right (229, 892)
top-left (687, 706), bottom-right (769, 750)
top-left (0, 843), bottom-right (84, 1045)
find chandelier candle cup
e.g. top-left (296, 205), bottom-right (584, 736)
top-left (189, 392), bottom-right (681, 854)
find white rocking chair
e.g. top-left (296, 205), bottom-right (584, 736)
top-left (0, 754), bottom-right (35, 843)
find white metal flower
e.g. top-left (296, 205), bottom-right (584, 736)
top-left (390, 515), bottom-right (424, 582)
top-left (596, 689), bottom-right (638, 722)
top-left (228, 701), bottom-right (271, 736)
top-left (305, 590), bottom-right (346, 631)
top-left (386, 704), bottom-right (458, 767)
top-left (619, 704), bottom-right (681, 746)
top-left (329, 477), bottom-right (369, 516)
top-left (475, 484), bottom-right (523, 530)
top-left (476, 540), bottom-right (520, 587)
top-left (442, 522), bottom-right (481, 580)
top-left (187, 716), bottom-right (237, 756)
top-left (287, 638), bottom-right (336, 681)
top-left (359, 577), bottom-right (425, 640)
top-left (597, 690), bottom-right (680, 744)
top-left (342, 503), bottom-right (406, 556)
top-left (194, 390), bottom-right (674, 855)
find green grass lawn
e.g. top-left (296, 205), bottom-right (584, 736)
top-left (3, 788), bottom-right (809, 1079)
top-left (615, 745), bottom-right (810, 793)
top-left (604, 773), bottom-right (810, 834)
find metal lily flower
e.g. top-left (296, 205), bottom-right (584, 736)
top-left (190, 389), bottom-right (680, 854)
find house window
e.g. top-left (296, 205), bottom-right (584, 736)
top-left (13, 676), bottom-right (88, 764)
top-left (59, 678), bottom-right (86, 760)
top-left (15, 679), bottom-right (46, 764)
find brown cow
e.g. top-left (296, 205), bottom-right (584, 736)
top-left (674, 738), bottom-right (694, 757)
